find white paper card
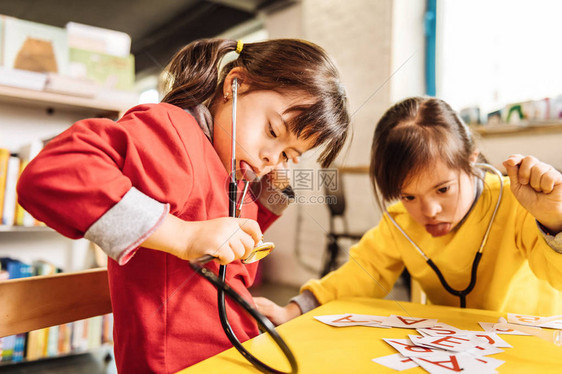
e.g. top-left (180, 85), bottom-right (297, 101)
top-left (383, 338), bottom-right (448, 358)
top-left (417, 323), bottom-right (465, 337)
top-left (478, 321), bottom-right (531, 336)
top-left (382, 315), bottom-right (438, 329)
top-left (314, 314), bottom-right (390, 327)
top-left (470, 332), bottom-right (512, 348)
top-left (507, 313), bottom-right (562, 329)
top-left (372, 353), bottom-right (419, 371)
top-left (411, 353), bottom-right (499, 374)
top-left (410, 335), bottom-right (478, 352)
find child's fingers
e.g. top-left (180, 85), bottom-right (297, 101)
top-left (217, 246), bottom-right (236, 264)
top-left (237, 218), bottom-right (262, 245)
top-left (515, 156), bottom-right (540, 185)
top-left (539, 168), bottom-right (557, 194)
top-left (239, 234), bottom-right (256, 259)
top-left (502, 154), bottom-right (561, 194)
top-left (529, 163), bottom-right (554, 192)
top-left (502, 154), bottom-right (524, 169)
top-left (503, 154), bottom-right (524, 187)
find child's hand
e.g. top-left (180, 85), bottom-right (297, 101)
top-left (142, 215), bottom-right (262, 264)
top-left (187, 217), bottom-right (262, 264)
top-left (253, 297), bottom-right (302, 326)
top-left (503, 154), bottom-right (562, 233)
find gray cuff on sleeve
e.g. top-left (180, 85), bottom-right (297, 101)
top-left (537, 221), bottom-right (562, 254)
top-left (85, 187), bottom-right (169, 265)
top-left (289, 290), bottom-right (320, 314)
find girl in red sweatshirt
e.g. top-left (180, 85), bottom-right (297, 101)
top-left (17, 38), bottom-right (350, 373)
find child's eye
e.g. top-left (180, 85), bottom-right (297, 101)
top-left (282, 152), bottom-right (289, 162)
top-left (268, 124), bottom-right (277, 138)
top-left (437, 186), bottom-right (450, 194)
top-left (401, 195), bottom-right (415, 202)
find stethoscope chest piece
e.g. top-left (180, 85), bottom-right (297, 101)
top-left (242, 241), bottom-right (275, 264)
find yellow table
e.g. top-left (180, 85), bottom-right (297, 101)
top-left (179, 298), bottom-right (562, 373)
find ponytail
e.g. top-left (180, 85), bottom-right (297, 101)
top-left (161, 39), bottom-right (236, 108)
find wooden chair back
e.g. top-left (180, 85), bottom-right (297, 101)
top-left (0, 268), bottom-right (111, 337)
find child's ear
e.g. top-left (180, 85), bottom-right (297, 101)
top-left (469, 149), bottom-right (480, 164)
top-left (224, 67), bottom-right (247, 95)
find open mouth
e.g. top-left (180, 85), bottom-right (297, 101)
top-left (425, 222), bottom-right (452, 237)
top-left (239, 160), bottom-right (259, 182)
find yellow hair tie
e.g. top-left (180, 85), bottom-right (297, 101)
top-left (235, 40), bottom-right (244, 54)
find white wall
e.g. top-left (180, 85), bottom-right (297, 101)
top-left (260, 0), bottom-right (426, 288)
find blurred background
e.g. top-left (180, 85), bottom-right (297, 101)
top-left (0, 0), bottom-right (561, 371)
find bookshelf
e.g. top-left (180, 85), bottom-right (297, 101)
top-left (0, 84), bottom-right (136, 117)
top-left (0, 77), bottom-right (135, 365)
top-left (0, 79), bottom-right (137, 269)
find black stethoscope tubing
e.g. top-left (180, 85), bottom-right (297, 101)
top-left (189, 78), bottom-right (298, 373)
top-left (189, 257), bottom-right (298, 373)
top-left (425, 253), bottom-right (482, 308)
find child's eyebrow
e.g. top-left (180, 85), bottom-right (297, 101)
top-left (433, 179), bottom-right (454, 189)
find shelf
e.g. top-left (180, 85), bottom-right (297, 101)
top-left (0, 84), bottom-right (138, 117)
top-left (0, 225), bottom-right (53, 233)
top-left (472, 121), bottom-right (562, 137)
top-left (0, 344), bottom-right (113, 367)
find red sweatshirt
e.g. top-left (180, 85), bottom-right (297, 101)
top-left (17, 103), bottom-right (279, 373)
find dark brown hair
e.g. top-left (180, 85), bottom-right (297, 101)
top-left (370, 97), bottom-right (483, 202)
top-left (161, 38), bottom-right (350, 168)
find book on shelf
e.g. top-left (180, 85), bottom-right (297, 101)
top-left (0, 66), bottom-right (47, 91)
top-left (2, 16), bottom-right (68, 75)
top-left (18, 139), bottom-right (48, 227)
top-left (2, 155), bottom-right (20, 226)
top-left (0, 140), bottom-right (51, 228)
top-left (13, 160), bottom-right (27, 226)
top-left (66, 22), bottom-right (131, 58)
top-left (0, 258), bottom-right (32, 362)
top-left (0, 258), bottom-right (113, 363)
top-left (26, 259), bottom-right (59, 360)
top-left (0, 149), bottom-right (9, 222)
top-left (69, 48), bottom-right (135, 91)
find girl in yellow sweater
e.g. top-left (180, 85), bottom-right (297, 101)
top-left (255, 96), bottom-right (562, 325)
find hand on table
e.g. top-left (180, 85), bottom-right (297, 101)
top-left (253, 297), bottom-right (302, 326)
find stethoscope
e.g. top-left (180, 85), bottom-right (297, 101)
top-left (385, 163), bottom-right (504, 308)
top-left (189, 79), bottom-right (298, 373)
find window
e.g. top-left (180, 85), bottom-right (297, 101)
top-left (436, 0), bottom-right (562, 120)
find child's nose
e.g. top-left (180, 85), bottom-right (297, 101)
top-left (421, 198), bottom-right (441, 218)
top-left (261, 151), bottom-right (280, 166)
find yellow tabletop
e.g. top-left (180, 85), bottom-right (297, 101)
top-left (178, 298), bottom-right (562, 373)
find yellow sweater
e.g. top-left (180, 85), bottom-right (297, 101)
top-left (302, 173), bottom-right (562, 316)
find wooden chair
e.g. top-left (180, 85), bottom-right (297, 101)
top-left (0, 268), bottom-right (112, 338)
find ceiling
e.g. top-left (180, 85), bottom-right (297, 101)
top-left (0, 0), bottom-right (293, 77)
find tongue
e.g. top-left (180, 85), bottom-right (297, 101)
top-left (425, 222), bottom-right (451, 237)
top-left (239, 161), bottom-right (258, 182)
